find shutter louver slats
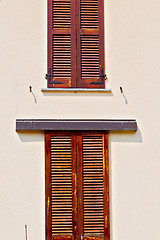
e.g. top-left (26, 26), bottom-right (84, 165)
top-left (52, 0), bottom-right (71, 87)
top-left (53, 35), bottom-right (71, 79)
top-left (77, 0), bottom-right (105, 88)
top-left (82, 136), bottom-right (104, 237)
top-left (48, 0), bottom-right (74, 88)
top-left (81, 36), bottom-right (99, 79)
top-left (53, 0), bottom-right (71, 29)
top-left (81, 0), bottom-right (99, 29)
top-left (45, 132), bottom-right (109, 240)
top-left (50, 136), bottom-right (73, 236)
top-left (48, 0), bottom-right (104, 88)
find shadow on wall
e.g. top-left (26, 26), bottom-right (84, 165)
top-left (109, 127), bottom-right (142, 143)
top-left (17, 128), bottom-right (142, 143)
top-left (17, 130), bottom-right (44, 142)
top-left (108, 127), bottom-right (142, 240)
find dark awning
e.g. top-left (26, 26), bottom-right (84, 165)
top-left (16, 119), bottom-right (137, 131)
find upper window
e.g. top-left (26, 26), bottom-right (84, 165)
top-left (47, 0), bottom-right (105, 88)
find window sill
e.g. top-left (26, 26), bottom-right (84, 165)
top-left (41, 88), bottom-right (111, 93)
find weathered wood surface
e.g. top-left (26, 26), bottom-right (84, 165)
top-left (45, 131), bottom-right (110, 240)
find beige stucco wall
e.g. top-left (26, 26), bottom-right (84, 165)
top-left (1, 0), bottom-right (160, 239)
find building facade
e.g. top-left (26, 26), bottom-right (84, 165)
top-left (1, 0), bottom-right (160, 240)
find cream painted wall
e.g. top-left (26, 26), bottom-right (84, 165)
top-left (0, 0), bottom-right (160, 239)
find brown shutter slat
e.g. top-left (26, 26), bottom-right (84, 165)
top-left (52, 0), bottom-right (71, 87)
top-left (48, 0), bottom-right (76, 88)
top-left (53, 0), bottom-right (71, 29)
top-left (81, 35), bottom-right (99, 80)
top-left (82, 135), bottom-right (104, 237)
top-left (53, 35), bottom-right (71, 80)
top-left (50, 136), bottom-right (73, 236)
top-left (81, 0), bottom-right (99, 29)
top-left (77, 0), bottom-right (105, 88)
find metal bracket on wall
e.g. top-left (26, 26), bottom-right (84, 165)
top-left (90, 68), bottom-right (106, 85)
top-left (45, 67), bottom-right (62, 84)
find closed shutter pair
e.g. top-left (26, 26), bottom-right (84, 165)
top-left (45, 132), bottom-right (110, 240)
top-left (47, 0), bottom-right (105, 88)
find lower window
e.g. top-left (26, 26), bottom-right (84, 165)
top-left (45, 131), bottom-right (110, 240)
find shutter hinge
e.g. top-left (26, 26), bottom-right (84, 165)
top-left (90, 68), bottom-right (106, 85)
top-left (45, 67), bottom-right (62, 84)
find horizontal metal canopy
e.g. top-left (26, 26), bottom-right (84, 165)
top-left (16, 119), bottom-right (137, 131)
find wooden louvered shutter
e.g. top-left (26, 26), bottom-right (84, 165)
top-left (77, 0), bottom-right (105, 88)
top-left (77, 133), bottom-right (110, 240)
top-left (48, 0), bottom-right (76, 88)
top-left (48, 0), bottom-right (105, 89)
top-left (45, 132), bottom-right (110, 240)
top-left (45, 133), bottom-right (77, 240)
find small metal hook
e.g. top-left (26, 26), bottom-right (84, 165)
top-left (120, 87), bottom-right (123, 93)
top-left (120, 87), bottom-right (128, 104)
